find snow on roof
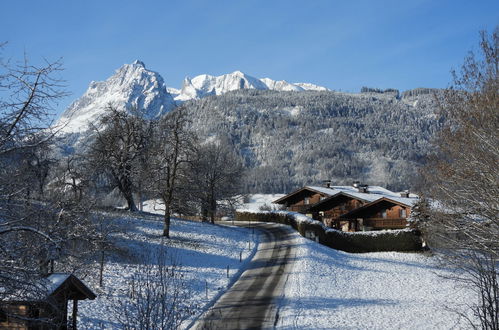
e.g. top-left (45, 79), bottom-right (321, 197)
top-left (307, 185), bottom-right (403, 201)
top-left (46, 273), bottom-right (71, 295)
top-left (306, 186), bottom-right (344, 195)
top-left (383, 196), bottom-right (418, 207)
top-left (275, 184), bottom-right (417, 207)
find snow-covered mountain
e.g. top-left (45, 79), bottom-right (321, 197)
top-left (53, 60), bottom-right (439, 193)
top-left (169, 71), bottom-right (330, 101)
top-left (56, 61), bottom-right (330, 133)
top-left (57, 60), bottom-right (175, 134)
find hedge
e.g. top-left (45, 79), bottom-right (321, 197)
top-left (236, 211), bottom-right (423, 253)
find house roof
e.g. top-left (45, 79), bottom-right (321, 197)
top-left (339, 197), bottom-right (417, 219)
top-left (306, 191), bottom-right (380, 211)
top-left (273, 184), bottom-right (405, 205)
top-left (3, 273), bottom-right (96, 302)
top-left (46, 273), bottom-right (96, 300)
top-left (273, 186), bottom-right (340, 204)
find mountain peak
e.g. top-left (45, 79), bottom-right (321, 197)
top-left (132, 60), bottom-right (146, 67)
top-left (230, 70), bottom-right (246, 76)
top-left (57, 61), bottom-right (174, 134)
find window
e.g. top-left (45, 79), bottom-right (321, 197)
top-left (304, 197), bottom-right (310, 205)
top-left (381, 210), bottom-right (387, 218)
top-left (399, 208), bottom-right (407, 218)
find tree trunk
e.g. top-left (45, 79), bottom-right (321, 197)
top-left (124, 190), bottom-right (137, 212)
top-left (210, 197), bottom-right (217, 224)
top-left (163, 204), bottom-right (171, 238)
top-left (201, 205), bottom-right (208, 222)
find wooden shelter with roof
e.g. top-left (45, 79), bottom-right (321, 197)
top-left (0, 273), bottom-right (96, 330)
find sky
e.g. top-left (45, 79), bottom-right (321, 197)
top-left (1, 0), bottom-right (498, 117)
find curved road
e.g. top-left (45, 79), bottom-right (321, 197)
top-left (192, 222), bottom-right (297, 330)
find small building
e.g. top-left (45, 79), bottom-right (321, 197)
top-left (338, 197), bottom-right (416, 231)
top-left (0, 273), bottom-right (96, 330)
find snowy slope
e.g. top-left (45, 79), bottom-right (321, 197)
top-left (77, 212), bottom-right (258, 329)
top-left (57, 60), bottom-right (175, 134)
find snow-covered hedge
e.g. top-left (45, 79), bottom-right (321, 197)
top-left (236, 211), bottom-right (423, 253)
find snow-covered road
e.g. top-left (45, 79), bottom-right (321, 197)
top-left (192, 223), bottom-right (297, 329)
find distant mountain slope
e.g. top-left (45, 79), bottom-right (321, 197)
top-left (181, 88), bottom-right (440, 193)
top-left (57, 60), bottom-right (175, 134)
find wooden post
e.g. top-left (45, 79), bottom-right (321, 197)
top-left (72, 299), bottom-right (78, 330)
top-left (99, 250), bottom-right (105, 287)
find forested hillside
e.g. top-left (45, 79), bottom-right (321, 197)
top-left (182, 88), bottom-right (441, 193)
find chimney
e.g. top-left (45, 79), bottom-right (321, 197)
top-left (400, 190), bottom-right (410, 198)
top-left (358, 184), bottom-right (369, 193)
top-left (323, 180), bottom-right (332, 188)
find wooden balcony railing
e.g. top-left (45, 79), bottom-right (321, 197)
top-left (363, 218), bottom-right (408, 229)
top-left (288, 205), bottom-right (310, 213)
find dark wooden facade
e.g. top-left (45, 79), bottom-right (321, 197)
top-left (339, 198), bottom-right (412, 231)
top-left (306, 193), bottom-right (371, 231)
top-left (273, 187), bottom-right (331, 214)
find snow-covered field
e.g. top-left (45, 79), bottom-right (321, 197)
top-left (78, 212), bottom-right (258, 329)
top-left (77, 196), bottom-right (478, 329)
top-left (278, 233), bottom-right (477, 329)
top-left (237, 193), bottom-right (285, 212)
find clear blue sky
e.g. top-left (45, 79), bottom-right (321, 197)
top-left (1, 0), bottom-right (498, 117)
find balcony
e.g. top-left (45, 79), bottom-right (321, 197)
top-left (363, 218), bottom-right (408, 229)
top-left (288, 205), bottom-right (310, 213)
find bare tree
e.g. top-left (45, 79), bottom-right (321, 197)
top-left (0, 48), bottom-right (102, 330)
top-left (192, 139), bottom-right (244, 223)
top-left (148, 107), bottom-right (196, 237)
top-left (114, 247), bottom-right (193, 329)
top-left (417, 27), bottom-right (498, 329)
top-left (0, 48), bottom-right (67, 156)
top-left (86, 105), bottom-right (151, 211)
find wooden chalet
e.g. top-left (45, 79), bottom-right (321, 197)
top-left (274, 182), bottom-right (417, 232)
top-left (306, 191), bottom-right (380, 231)
top-left (0, 273), bottom-right (96, 330)
top-left (339, 197), bottom-right (415, 231)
